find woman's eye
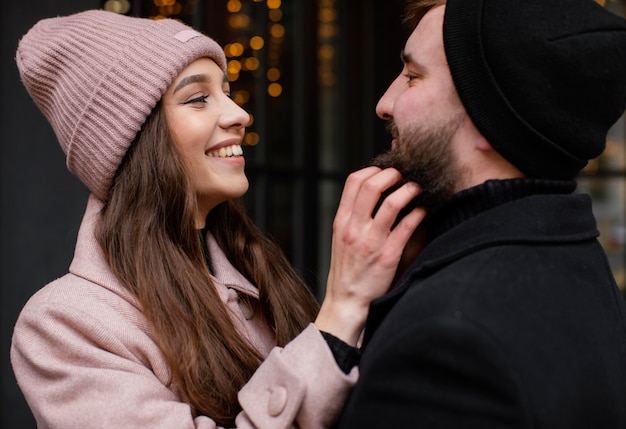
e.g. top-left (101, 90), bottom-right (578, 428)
top-left (182, 95), bottom-right (209, 105)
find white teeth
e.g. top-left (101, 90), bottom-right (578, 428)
top-left (207, 144), bottom-right (243, 158)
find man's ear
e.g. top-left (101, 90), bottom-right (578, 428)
top-left (475, 136), bottom-right (495, 152)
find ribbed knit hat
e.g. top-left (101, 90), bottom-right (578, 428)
top-left (443, 0), bottom-right (626, 179)
top-left (16, 10), bottom-right (227, 200)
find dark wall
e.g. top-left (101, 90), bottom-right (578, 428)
top-left (1, 1), bottom-right (98, 427)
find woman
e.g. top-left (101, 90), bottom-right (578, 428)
top-left (11, 9), bottom-right (423, 429)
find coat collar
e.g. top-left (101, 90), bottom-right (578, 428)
top-left (69, 195), bottom-right (259, 312)
top-left (204, 230), bottom-right (259, 299)
top-left (69, 195), bottom-right (139, 307)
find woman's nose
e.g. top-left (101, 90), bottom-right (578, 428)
top-left (221, 97), bottom-right (250, 129)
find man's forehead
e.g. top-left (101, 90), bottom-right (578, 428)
top-left (401, 7), bottom-right (447, 67)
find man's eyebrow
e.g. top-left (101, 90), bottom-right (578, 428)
top-left (400, 49), bottom-right (426, 73)
top-left (400, 49), bottom-right (412, 65)
top-left (173, 74), bottom-right (211, 94)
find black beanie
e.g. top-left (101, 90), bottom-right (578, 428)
top-left (443, 0), bottom-right (626, 179)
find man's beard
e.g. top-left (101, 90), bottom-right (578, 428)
top-left (371, 114), bottom-right (465, 211)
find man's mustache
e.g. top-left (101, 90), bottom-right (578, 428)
top-left (386, 120), bottom-right (398, 139)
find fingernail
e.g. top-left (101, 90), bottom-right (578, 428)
top-left (407, 181), bottom-right (420, 192)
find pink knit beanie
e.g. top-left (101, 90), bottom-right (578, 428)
top-left (16, 10), bottom-right (227, 200)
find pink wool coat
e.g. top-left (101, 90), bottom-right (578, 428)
top-left (11, 195), bottom-right (357, 429)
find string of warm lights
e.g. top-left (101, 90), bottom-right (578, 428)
top-left (102, 0), bottom-right (131, 14)
top-left (222, 0), bottom-right (286, 146)
top-left (318, 0), bottom-right (337, 88)
top-left (224, 0), bottom-right (283, 96)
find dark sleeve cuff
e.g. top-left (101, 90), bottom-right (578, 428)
top-left (320, 331), bottom-right (361, 374)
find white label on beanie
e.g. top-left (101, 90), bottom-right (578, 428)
top-left (174, 29), bottom-right (202, 43)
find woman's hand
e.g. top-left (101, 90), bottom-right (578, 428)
top-left (315, 167), bottom-right (427, 346)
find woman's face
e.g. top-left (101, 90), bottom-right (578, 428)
top-left (163, 57), bottom-right (250, 227)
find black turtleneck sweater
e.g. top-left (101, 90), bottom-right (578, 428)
top-left (421, 178), bottom-right (576, 242)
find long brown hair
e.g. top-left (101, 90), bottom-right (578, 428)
top-left (96, 102), bottom-right (319, 426)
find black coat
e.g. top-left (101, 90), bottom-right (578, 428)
top-left (337, 181), bottom-right (626, 428)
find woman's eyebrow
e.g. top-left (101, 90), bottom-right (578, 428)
top-left (173, 74), bottom-right (211, 94)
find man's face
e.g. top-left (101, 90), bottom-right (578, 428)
top-left (373, 5), bottom-right (469, 208)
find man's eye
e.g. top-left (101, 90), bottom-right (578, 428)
top-left (403, 73), bottom-right (417, 83)
top-left (182, 95), bottom-right (209, 105)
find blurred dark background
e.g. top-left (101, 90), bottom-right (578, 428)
top-left (1, 0), bottom-right (624, 427)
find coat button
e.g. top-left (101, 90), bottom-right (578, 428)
top-left (267, 386), bottom-right (288, 416)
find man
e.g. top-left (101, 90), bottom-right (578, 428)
top-left (335, 0), bottom-right (626, 427)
